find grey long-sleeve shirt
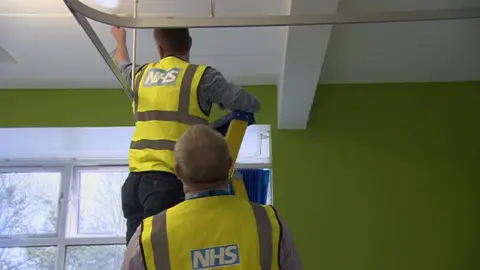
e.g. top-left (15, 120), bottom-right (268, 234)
top-left (121, 213), bottom-right (303, 270)
top-left (118, 61), bottom-right (261, 114)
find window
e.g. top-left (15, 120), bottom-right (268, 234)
top-left (68, 167), bottom-right (128, 237)
top-left (0, 170), bottom-right (61, 236)
top-left (65, 245), bottom-right (125, 269)
top-left (0, 165), bottom-right (127, 270)
top-left (0, 246), bottom-right (57, 269)
top-left (0, 160), bottom-right (271, 269)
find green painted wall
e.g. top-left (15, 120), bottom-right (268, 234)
top-left (273, 82), bottom-right (479, 270)
top-left (0, 82), bottom-right (478, 270)
top-left (0, 86), bottom-right (275, 127)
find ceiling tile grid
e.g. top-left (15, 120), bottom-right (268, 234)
top-left (0, 0), bottom-right (478, 90)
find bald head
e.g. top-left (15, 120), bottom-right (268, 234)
top-left (174, 125), bottom-right (232, 189)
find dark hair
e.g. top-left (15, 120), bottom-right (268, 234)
top-left (153, 28), bottom-right (191, 54)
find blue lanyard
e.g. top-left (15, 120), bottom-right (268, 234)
top-left (185, 190), bottom-right (231, 200)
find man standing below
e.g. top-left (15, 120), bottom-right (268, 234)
top-left (122, 125), bottom-right (302, 270)
top-left (111, 27), bottom-right (261, 244)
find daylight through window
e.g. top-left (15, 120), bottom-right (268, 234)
top-left (0, 166), bottom-right (127, 270)
top-left (0, 162), bottom-right (271, 269)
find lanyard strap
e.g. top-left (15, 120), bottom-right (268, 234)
top-left (185, 190), bottom-right (231, 200)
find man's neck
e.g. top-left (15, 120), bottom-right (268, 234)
top-left (184, 185), bottom-right (229, 196)
top-left (161, 54), bottom-right (189, 62)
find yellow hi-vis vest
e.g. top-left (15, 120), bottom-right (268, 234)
top-left (140, 195), bottom-right (281, 270)
top-left (129, 56), bottom-right (210, 173)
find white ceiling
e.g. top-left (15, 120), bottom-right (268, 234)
top-left (0, 0), bottom-right (479, 129)
top-left (0, 125), bottom-right (271, 164)
top-left (0, 0), bottom-right (285, 89)
top-left (321, 0), bottom-right (480, 83)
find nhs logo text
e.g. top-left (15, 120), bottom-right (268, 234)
top-left (143, 68), bottom-right (180, 86)
top-left (191, 244), bottom-right (240, 269)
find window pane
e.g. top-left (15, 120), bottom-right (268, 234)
top-left (0, 172), bottom-right (61, 235)
top-left (65, 245), bottom-right (125, 270)
top-left (0, 247), bottom-right (57, 270)
top-left (77, 170), bottom-right (128, 235)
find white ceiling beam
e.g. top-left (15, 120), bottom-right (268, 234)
top-left (277, 0), bottom-right (340, 129)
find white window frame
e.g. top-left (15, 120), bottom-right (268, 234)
top-left (68, 165), bottom-right (129, 238)
top-left (0, 166), bottom-right (64, 240)
top-left (0, 158), bottom-right (271, 270)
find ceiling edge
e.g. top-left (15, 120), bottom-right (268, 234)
top-left (0, 45), bottom-right (17, 64)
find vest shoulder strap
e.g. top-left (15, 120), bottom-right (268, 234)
top-left (132, 63), bottom-right (152, 113)
top-left (140, 211), bottom-right (170, 270)
top-left (140, 202), bottom-right (280, 270)
top-left (250, 203), bottom-right (281, 270)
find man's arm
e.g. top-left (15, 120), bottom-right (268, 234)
top-left (122, 227), bottom-right (146, 270)
top-left (111, 27), bottom-right (146, 93)
top-left (114, 37), bottom-right (130, 64)
top-left (198, 67), bottom-right (261, 113)
top-left (117, 60), bottom-right (145, 88)
top-left (278, 218), bottom-right (303, 270)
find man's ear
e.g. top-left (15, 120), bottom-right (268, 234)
top-left (175, 163), bottom-right (183, 180)
top-left (228, 156), bottom-right (233, 170)
top-left (157, 45), bottom-right (165, 59)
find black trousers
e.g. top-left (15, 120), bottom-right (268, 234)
top-left (121, 171), bottom-right (185, 244)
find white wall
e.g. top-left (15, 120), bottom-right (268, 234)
top-left (0, 125), bottom-right (271, 165)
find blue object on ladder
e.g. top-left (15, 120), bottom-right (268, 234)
top-left (210, 110), bottom-right (256, 136)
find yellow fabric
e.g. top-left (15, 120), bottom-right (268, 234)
top-left (265, 206), bottom-right (280, 270)
top-left (165, 196), bottom-right (279, 270)
top-left (129, 57), bottom-right (209, 173)
top-left (141, 216), bottom-right (157, 270)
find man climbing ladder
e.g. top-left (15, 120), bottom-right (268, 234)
top-left (110, 26), bottom-right (261, 244)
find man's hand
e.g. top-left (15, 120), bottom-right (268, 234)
top-left (111, 26), bottom-right (127, 44)
top-left (111, 26), bottom-right (130, 64)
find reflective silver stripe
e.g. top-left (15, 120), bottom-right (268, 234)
top-left (251, 203), bottom-right (273, 270)
top-left (135, 111), bottom-right (209, 125)
top-left (134, 64), bottom-right (149, 94)
top-left (150, 211), bottom-right (171, 270)
top-left (177, 64), bottom-right (197, 113)
top-left (130, 139), bottom-right (175, 150)
top-left (133, 64), bottom-right (150, 120)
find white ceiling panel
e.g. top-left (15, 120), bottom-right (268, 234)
top-left (1, 0), bottom-right (71, 14)
top-left (1, 0), bottom-right (477, 89)
top-left (0, 14), bottom-right (283, 89)
top-left (0, 45), bottom-right (17, 64)
top-left (194, 54), bottom-right (281, 85)
top-left (0, 17), bottom-right (99, 64)
top-left (0, 53), bottom-right (280, 89)
top-left (322, 0), bottom-right (480, 83)
top-left (190, 27), bottom-right (284, 55)
top-left (320, 18), bottom-right (480, 84)
top-left (1, 0), bottom-right (284, 16)
top-left (98, 0), bottom-right (285, 16)
top-left (338, 0), bottom-right (480, 12)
